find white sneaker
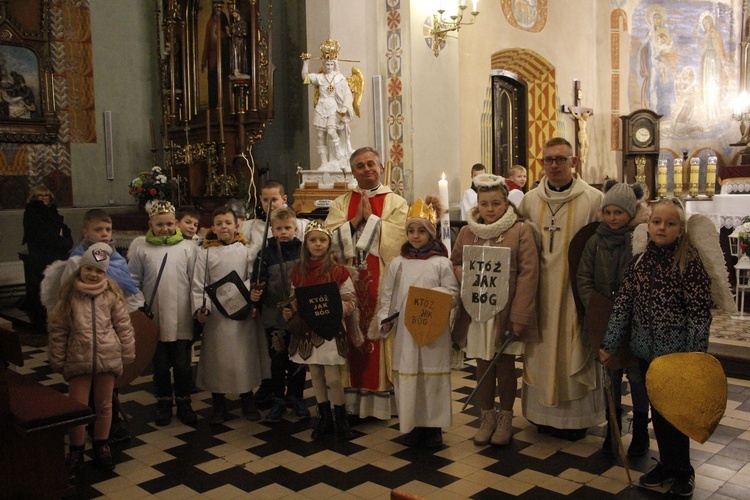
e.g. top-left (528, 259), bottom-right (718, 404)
top-left (473, 409), bottom-right (498, 445)
top-left (491, 410), bottom-right (513, 446)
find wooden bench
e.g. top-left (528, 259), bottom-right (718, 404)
top-left (0, 325), bottom-right (95, 499)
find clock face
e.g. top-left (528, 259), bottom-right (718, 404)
top-left (634, 126), bottom-right (652, 146)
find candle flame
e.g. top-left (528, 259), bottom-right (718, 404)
top-left (441, 172), bottom-right (446, 181)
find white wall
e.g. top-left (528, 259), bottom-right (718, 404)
top-left (457, 0), bottom-right (609, 192)
top-left (304, 0), bottom-right (381, 168)
top-left (405, 2), bottom-right (462, 211)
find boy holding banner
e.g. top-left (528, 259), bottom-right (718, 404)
top-left (377, 196), bottom-right (460, 448)
top-left (450, 174), bottom-right (539, 446)
top-left (191, 206), bottom-right (266, 425)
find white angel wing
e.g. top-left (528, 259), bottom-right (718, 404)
top-left (632, 223), bottom-right (648, 256)
top-left (40, 260), bottom-right (67, 311)
top-left (687, 214), bottom-right (737, 315)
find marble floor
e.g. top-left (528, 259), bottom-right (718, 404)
top-left (6, 311), bottom-right (750, 499)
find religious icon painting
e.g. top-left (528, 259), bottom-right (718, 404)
top-left (501, 0), bottom-right (547, 33)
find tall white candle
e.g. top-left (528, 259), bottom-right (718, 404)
top-left (439, 172), bottom-right (449, 208)
top-left (438, 173), bottom-right (451, 251)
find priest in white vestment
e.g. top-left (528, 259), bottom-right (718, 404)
top-left (517, 137), bottom-right (605, 438)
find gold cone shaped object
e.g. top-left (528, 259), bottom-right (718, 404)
top-left (645, 352), bottom-right (727, 444)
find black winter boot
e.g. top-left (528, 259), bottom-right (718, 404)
top-left (333, 404), bottom-right (354, 440)
top-left (602, 407), bottom-right (623, 456)
top-left (155, 398), bottom-right (173, 426)
top-left (66, 444), bottom-right (85, 478)
top-left (627, 411), bottom-right (650, 457)
top-left (93, 439), bottom-right (115, 471)
top-left (241, 392), bottom-right (261, 421)
top-left (175, 397), bottom-right (198, 425)
top-left (312, 403), bottom-right (334, 440)
top-left (422, 427), bottom-right (443, 448)
top-left (210, 393), bottom-right (229, 425)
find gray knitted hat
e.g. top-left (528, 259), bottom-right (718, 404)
top-left (602, 183), bottom-right (637, 219)
top-left (80, 242), bottom-right (112, 272)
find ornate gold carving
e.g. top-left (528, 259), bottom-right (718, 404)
top-left (258, 29), bottom-right (269, 109)
top-left (246, 122), bottom-right (266, 145)
top-left (634, 155), bottom-right (650, 200)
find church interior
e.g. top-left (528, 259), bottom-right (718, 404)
top-left (1, 0), bottom-right (750, 498)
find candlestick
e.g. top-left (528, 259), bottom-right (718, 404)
top-left (689, 158), bottom-right (700, 197)
top-left (149, 118), bottom-right (156, 150)
top-left (706, 156), bottom-right (717, 197)
top-left (673, 158), bottom-right (683, 197)
top-left (438, 173), bottom-right (451, 251)
top-left (658, 159), bottom-right (667, 198)
top-left (206, 109), bottom-right (211, 143)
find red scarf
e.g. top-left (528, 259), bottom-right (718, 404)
top-left (291, 258), bottom-right (349, 287)
top-left (506, 180), bottom-right (521, 191)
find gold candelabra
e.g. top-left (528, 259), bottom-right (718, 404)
top-left (429, 1), bottom-right (480, 57)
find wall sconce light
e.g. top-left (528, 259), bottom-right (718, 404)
top-left (429, 1), bottom-right (480, 57)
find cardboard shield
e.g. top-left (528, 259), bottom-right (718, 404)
top-left (295, 282), bottom-right (343, 341)
top-left (461, 246), bottom-right (510, 323)
top-left (204, 270), bottom-right (252, 320)
top-left (404, 286), bottom-right (453, 347)
top-left (646, 352), bottom-right (727, 444)
top-left (115, 310), bottom-right (159, 389)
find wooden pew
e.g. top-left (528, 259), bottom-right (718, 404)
top-left (0, 325), bottom-right (95, 499)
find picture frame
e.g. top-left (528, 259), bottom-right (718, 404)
top-left (0, 3), bottom-right (60, 143)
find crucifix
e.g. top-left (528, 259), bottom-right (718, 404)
top-left (561, 79), bottom-right (594, 176)
top-left (543, 216), bottom-right (562, 253)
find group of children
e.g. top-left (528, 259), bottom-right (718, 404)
top-left (46, 172), bottom-right (714, 496)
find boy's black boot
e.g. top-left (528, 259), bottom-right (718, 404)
top-left (175, 397), bottom-right (198, 425)
top-left (312, 403), bottom-right (333, 440)
top-left (333, 404), bottom-right (354, 440)
top-left (602, 407), bottom-right (622, 457)
top-left (66, 444), bottom-right (85, 478)
top-left (155, 398), bottom-right (173, 426)
top-left (241, 392), bottom-right (261, 421)
top-left (422, 427), bottom-right (443, 448)
top-left (210, 393), bottom-right (229, 425)
top-left (627, 411), bottom-right (650, 457)
top-left (92, 439), bottom-right (115, 471)
top-left (254, 379), bottom-right (274, 410)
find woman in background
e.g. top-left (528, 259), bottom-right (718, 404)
top-left (22, 184), bottom-right (73, 332)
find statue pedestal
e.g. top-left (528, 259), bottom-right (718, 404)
top-left (292, 186), bottom-right (349, 215)
top-left (298, 169), bottom-right (357, 189)
top-left (292, 170), bottom-right (356, 215)
top-left (292, 170), bottom-right (357, 215)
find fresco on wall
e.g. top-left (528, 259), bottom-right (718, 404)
top-left (629, 1), bottom-right (739, 141)
top-left (501, 0), bottom-right (547, 32)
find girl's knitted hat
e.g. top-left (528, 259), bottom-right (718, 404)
top-left (602, 182), bottom-right (637, 219)
top-left (80, 242), bottom-right (112, 272)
